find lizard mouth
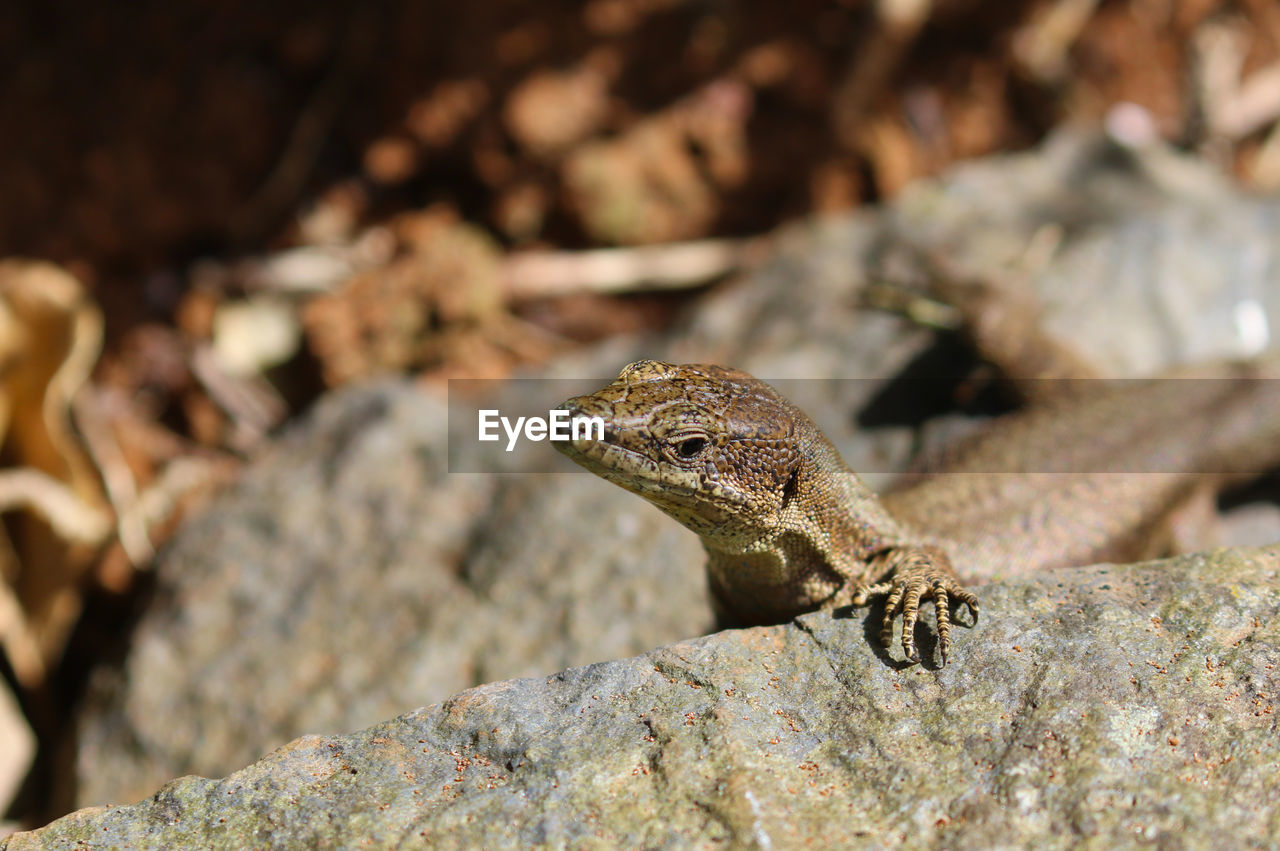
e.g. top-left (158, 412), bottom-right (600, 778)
top-left (550, 401), bottom-right (652, 482)
top-left (552, 399), bottom-right (752, 522)
top-left (550, 397), bottom-right (613, 452)
top-left (551, 398), bottom-right (641, 478)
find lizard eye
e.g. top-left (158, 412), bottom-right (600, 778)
top-left (676, 437), bottom-right (707, 458)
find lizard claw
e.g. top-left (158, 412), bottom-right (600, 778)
top-left (854, 548), bottom-right (978, 665)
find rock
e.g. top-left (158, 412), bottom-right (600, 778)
top-left (885, 130), bottom-right (1280, 375)
top-left (70, 129), bottom-right (1280, 813)
top-left (73, 381), bottom-right (711, 808)
top-left (13, 547), bottom-right (1280, 848)
top-left (72, 194), bottom-right (932, 810)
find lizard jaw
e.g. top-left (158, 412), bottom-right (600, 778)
top-left (552, 399), bottom-right (756, 530)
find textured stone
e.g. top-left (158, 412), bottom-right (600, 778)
top-left (73, 381), bottom-right (711, 808)
top-left (13, 548), bottom-right (1280, 848)
top-left (66, 129), bottom-right (1280, 831)
top-left (885, 130), bottom-right (1280, 375)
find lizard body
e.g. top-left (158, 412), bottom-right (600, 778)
top-left (555, 358), bottom-right (1280, 664)
top-left (887, 359), bottom-right (1280, 580)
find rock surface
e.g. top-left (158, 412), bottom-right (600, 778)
top-left (884, 131), bottom-right (1280, 374)
top-left (66, 130), bottom-right (1280, 828)
top-left (72, 178), bottom-right (931, 810)
top-left (72, 381), bottom-right (714, 808)
top-left (13, 547), bottom-right (1280, 848)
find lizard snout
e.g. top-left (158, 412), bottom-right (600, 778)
top-left (553, 396), bottom-right (615, 450)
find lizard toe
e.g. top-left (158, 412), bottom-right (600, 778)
top-left (900, 584), bottom-right (924, 662)
top-left (935, 592), bottom-right (952, 664)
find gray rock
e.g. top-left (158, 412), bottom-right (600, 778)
top-left (69, 129), bottom-right (1280, 818)
top-left (15, 547), bottom-right (1280, 848)
top-left (885, 130), bottom-right (1280, 375)
top-left (73, 194), bottom-right (934, 811)
top-left (74, 382), bottom-right (712, 808)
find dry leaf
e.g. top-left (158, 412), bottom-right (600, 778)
top-left (0, 260), bottom-right (110, 687)
top-left (0, 677), bottom-right (34, 820)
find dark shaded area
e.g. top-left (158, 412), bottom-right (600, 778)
top-left (1220, 468), bottom-right (1280, 511)
top-left (7, 0), bottom-right (1214, 287)
top-left (5, 571), bottom-right (159, 822)
top-left (855, 332), bottom-right (1014, 429)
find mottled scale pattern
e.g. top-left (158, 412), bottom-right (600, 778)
top-left (555, 357), bottom-right (1280, 665)
top-left (555, 360), bottom-right (977, 664)
top-left (887, 358), bottom-right (1280, 581)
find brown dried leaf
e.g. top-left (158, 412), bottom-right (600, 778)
top-left (0, 260), bottom-right (110, 687)
top-left (301, 207), bottom-right (507, 385)
top-left (504, 66), bottom-right (611, 158)
top-left (563, 80), bottom-right (753, 245)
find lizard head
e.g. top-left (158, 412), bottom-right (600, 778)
top-left (553, 360), bottom-right (802, 544)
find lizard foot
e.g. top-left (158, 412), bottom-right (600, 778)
top-left (851, 547), bottom-right (979, 665)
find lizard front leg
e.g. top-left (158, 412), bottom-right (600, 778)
top-left (850, 546), bottom-right (979, 665)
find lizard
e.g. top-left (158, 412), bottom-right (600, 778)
top-left (552, 357), bottom-right (1280, 665)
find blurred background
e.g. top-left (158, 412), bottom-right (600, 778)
top-left (3, 0), bottom-right (1280, 832)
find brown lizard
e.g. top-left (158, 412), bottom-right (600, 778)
top-left (553, 358), bottom-right (1280, 665)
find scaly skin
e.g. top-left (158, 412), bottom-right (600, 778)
top-left (555, 358), bottom-right (1280, 666)
top-left (555, 360), bottom-right (977, 664)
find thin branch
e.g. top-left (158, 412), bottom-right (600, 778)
top-left (0, 468), bottom-right (111, 546)
top-left (832, 0), bottom-right (933, 149)
top-left (0, 581), bottom-right (44, 687)
top-left (73, 390), bottom-right (154, 566)
top-left (502, 235), bottom-right (770, 300)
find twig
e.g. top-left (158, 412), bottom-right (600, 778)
top-left (1194, 22), bottom-right (1280, 141)
top-left (1212, 62), bottom-right (1280, 139)
top-left (190, 345), bottom-right (288, 450)
top-left (832, 0), bottom-right (933, 149)
top-left (1012, 0), bottom-right (1101, 81)
top-left (0, 580), bottom-right (44, 687)
top-left (502, 235), bottom-right (769, 300)
top-left (0, 468), bottom-right (111, 546)
top-left (130, 454), bottom-right (238, 554)
top-left (73, 390), bottom-right (154, 566)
